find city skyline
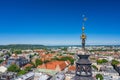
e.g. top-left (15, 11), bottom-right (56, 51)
top-left (0, 0), bottom-right (120, 45)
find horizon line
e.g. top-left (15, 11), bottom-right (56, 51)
top-left (0, 44), bottom-right (120, 46)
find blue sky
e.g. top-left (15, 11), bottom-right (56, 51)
top-left (0, 0), bottom-right (120, 45)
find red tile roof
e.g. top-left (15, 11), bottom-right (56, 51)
top-left (68, 65), bottom-right (76, 71)
top-left (23, 63), bottom-right (33, 68)
top-left (37, 63), bottom-right (46, 69)
top-left (37, 61), bottom-right (70, 71)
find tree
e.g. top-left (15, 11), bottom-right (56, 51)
top-left (97, 59), bottom-right (102, 64)
top-left (14, 50), bottom-right (22, 54)
top-left (6, 52), bottom-right (11, 56)
top-left (44, 60), bottom-right (50, 63)
top-left (69, 53), bottom-right (74, 55)
top-left (7, 64), bottom-right (20, 72)
top-left (51, 51), bottom-right (55, 53)
top-left (97, 59), bottom-right (108, 64)
top-left (61, 47), bottom-right (67, 51)
top-left (59, 56), bottom-right (74, 65)
top-left (25, 67), bottom-right (32, 72)
top-left (0, 60), bottom-right (4, 64)
top-left (111, 59), bottom-right (119, 66)
top-left (96, 74), bottom-right (103, 80)
top-left (18, 70), bottom-right (26, 76)
top-left (102, 59), bottom-right (108, 63)
top-left (92, 65), bottom-right (98, 70)
top-left (52, 56), bottom-right (74, 65)
top-left (30, 62), bottom-right (35, 68)
top-left (35, 59), bottom-right (43, 67)
top-left (51, 56), bottom-right (59, 61)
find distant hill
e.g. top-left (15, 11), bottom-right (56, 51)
top-left (0, 44), bottom-right (120, 50)
top-left (0, 44), bottom-right (45, 49)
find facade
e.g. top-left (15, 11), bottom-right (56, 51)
top-left (0, 66), bottom-right (7, 73)
top-left (53, 73), bottom-right (65, 80)
top-left (7, 56), bottom-right (29, 67)
top-left (15, 72), bottom-right (34, 80)
top-left (0, 72), bottom-right (17, 80)
top-left (34, 72), bottom-right (51, 80)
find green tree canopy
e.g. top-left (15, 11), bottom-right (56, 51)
top-left (102, 59), bottom-right (108, 63)
top-left (18, 70), bottom-right (26, 76)
top-left (51, 56), bottom-right (74, 65)
top-left (51, 56), bottom-right (59, 61)
top-left (92, 65), bottom-right (98, 70)
top-left (59, 56), bottom-right (74, 65)
top-left (97, 59), bottom-right (108, 64)
top-left (35, 59), bottom-right (43, 67)
top-left (0, 60), bottom-right (4, 64)
top-left (61, 47), bottom-right (67, 51)
top-left (7, 64), bottom-right (20, 72)
top-left (96, 74), bottom-right (103, 80)
top-left (14, 50), bottom-right (22, 54)
top-left (111, 59), bottom-right (119, 66)
top-left (44, 60), bottom-right (50, 64)
top-left (25, 67), bottom-right (32, 72)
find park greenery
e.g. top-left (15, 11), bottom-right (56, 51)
top-left (0, 60), bottom-right (4, 64)
top-left (7, 64), bottom-right (32, 76)
top-left (97, 59), bottom-right (108, 64)
top-left (44, 60), bottom-right (50, 64)
top-left (61, 47), bottom-right (67, 51)
top-left (6, 52), bottom-right (11, 56)
top-left (96, 74), bottom-right (103, 80)
top-left (18, 70), bottom-right (26, 76)
top-left (14, 50), bottom-right (22, 54)
top-left (111, 59), bottom-right (120, 66)
top-left (52, 56), bottom-right (74, 65)
top-left (25, 67), bottom-right (32, 72)
top-left (7, 64), bottom-right (20, 72)
top-left (0, 44), bottom-right (45, 50)
top-left (35, 59), bottom-right (43, 67)
top-left (62, 52), bottom-right (75, 55)
top-left (92, 65), bottom-right (98, 70)
top-left (30, 59), bottom-right (49, 68)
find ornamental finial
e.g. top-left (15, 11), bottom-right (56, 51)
top-left (81, 14), bottom-right (87, 51)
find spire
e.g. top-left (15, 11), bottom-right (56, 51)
top-left (81, 15), bottom-right (87, 51)
top-left (82, 14), bottom-right (87, 33)
top-left (82, 26), bottom-right (85, 34)
top-left (82, 14), bottom-right (87, 34)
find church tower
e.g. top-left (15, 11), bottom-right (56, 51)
top-left (73, 16), bottom-right (95, 80)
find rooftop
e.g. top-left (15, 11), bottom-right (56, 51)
top-left (15, 72), bottom-right (34, 80)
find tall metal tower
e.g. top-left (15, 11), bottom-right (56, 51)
top-left (72, 15), bottom-right (95, 80)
